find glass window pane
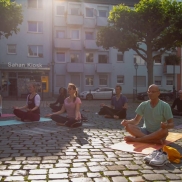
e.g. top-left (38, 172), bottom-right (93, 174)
top-left (71, 8), bottom-right (79, 15)
top-left (72, 30), bottom-right (79, 39)
top-left (57, 6), bottom-right (64, 15)
top-left (98, 55), bottom-right (107, 63)
top-left (86, 8), bottom-right (93, 17)
top-left (117, 54), bottom-right (123, 62)
top-left (99, 75), bottom-right (107, 85)
top-left (28, 0), bottom-right (36, 8)
top-left (8, 45), bottom-right (16, 54)
top-left (86, 53), bottom-right (93, 62)
top-left (57, 52), bottom-right (65, 62)
top-left (28, 22), bottom-right (37, 32)
top-left (38, 22), bottom-right (43, 33)
top-left (57, 31), bottom-right (65, 38)
top-left (38, 46), bottom-right (43, 57)
top-left (117, 75), bottom-right (124, 84)
top-left (99, 10), bottom-right (107, 17)
top-left (71, 53), bottom-right (79, 63)
top-left (28, 46), bottom-right (37, 56)
top-left (85, 75), bottom-right (94, 86)
top-left (85, 32), bottom-right (94, 40)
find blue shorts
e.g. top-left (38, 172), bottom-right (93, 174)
top-left (139, 127), bottom-right (152, 135)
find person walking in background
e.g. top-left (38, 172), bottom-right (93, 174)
top-left (13, 83), bottom-right (41, 121)
top-left (49, 87), bottom-right (67, 112)
top-left (98, 85), bottom-right (128, 119)
top-left (46, 83), bottom-right (82, 128)
top-left (171, 90), bottom-right (182, 116)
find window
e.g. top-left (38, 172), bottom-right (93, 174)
top-left (56, 75), bottom-right (65, 87)
top-left (57, 30), bottom-right (65, 38)
top-left (85, 32), bottom-right (94, 40)
top-left (117, 75), bottom-right (124, 84)
top-left (154, 76), bottom-right (162, 86)
top-left (57, 6), bottom-right (64, 15)
top-left (7, 44), bottom-right (16, 54)
top-left (166, 75), bottom-right (173, 85)
top-left (86, 8), bottom-right (94, 17)
top-left (85, 75), bottom-right (94, 86)
top-left (133, 76), bottom-right (146, 87)
top-left (86, 53), bottom-right (93, 63)
top-left (117, 54), bottom-right (123, 62)
top-left (98, 55), bottom-right (107, 63)
top-left (154, 55), bottom-right (162, 64)
top-left (99, 10), bottom-right (107, 17)
top-left (70, 4), bottom-right (81, 15)
top-left (70, 52), bottom-right (80, 63)
top-left (28, 0), bottom-right (43, 9)
top-left (28, 21), bottom-right (43, 33)
top-left (56, 52), bottom-right (65, 62)
top-left (134, 55), bottom-right (145, 65)
top-left (71, 30), bottom-right (79, 39)
top-left (28, 45), bottom-right (43, 57)
top-left (71, 75), bottom-right (80, 87)
top-left (99, 75), bottom-right (108, 86)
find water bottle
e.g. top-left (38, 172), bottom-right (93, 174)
top-left (0, 95), bottom-right (2, 117)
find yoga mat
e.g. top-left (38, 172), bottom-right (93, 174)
top-left (109, 132), bottom-right (182, 154)
top-left (0, 117), bottom-right (52, 126)
top-left (0, 114), bottom-right (15, 118)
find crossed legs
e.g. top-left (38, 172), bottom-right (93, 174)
top-left (124, 124), bottom-right (168, 144)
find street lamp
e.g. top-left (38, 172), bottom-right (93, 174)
top-left (134, 63), bottom-right (138, 99)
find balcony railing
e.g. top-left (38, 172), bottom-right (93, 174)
top-left (96, 63), bottom-right (112, 73)
top-left (67, 14), bottom-right (83, 25)
top-left (54, 38), bottom-right (71, 49)
top-left (84, 40), bottom-right (98, 50)
top-left (67, 62), bottom-right (83, 72)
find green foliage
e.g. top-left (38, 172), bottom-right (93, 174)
top-left (97, 0), bottom-right (182, 85)
top-left (165, 54), bottom-right (181, 65)
top-left (0, 0), bottom-right (23, 39)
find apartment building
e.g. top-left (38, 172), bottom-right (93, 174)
top-left (0, 0), bottom-right (180, 98)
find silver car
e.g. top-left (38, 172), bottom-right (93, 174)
top-left (79, 87), bottom-right (116, 100)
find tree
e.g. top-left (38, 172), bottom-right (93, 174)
top-left (0, 0), bottom-right (23, 39)
top-left (97, 0), bottom-right (182, 86)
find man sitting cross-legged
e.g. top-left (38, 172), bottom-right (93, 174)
top-left (99, 85), bottom-right (128, 119)
top-left (121, 84), bottom-right (174, 144)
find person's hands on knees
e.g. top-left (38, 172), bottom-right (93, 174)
top-left (121, 119), bottom-right (128, 127)
top-left (161, 122), bottom-right (168, 129)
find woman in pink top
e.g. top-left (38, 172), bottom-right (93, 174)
top-left (46, 83), bottom-right (82, 128)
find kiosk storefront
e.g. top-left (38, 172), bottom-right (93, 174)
top-left (0, 63), bottom-right (50, 98)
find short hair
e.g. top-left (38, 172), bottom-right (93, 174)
top-left (115, 85), bottom-right (122, 90)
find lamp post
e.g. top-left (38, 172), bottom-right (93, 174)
top-left (134, 63), bottom-right (138, 100)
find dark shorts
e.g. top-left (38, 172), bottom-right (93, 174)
top-left (139, 127), bottom-right (152, 135)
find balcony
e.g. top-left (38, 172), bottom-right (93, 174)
top-left (70, 40), bottom-right (82, 50)
top-left (67, 62), bottom-right (83, 72)
top-left (96, 17), bottom-right (108, 26)
top-left (83, 18), bottom-right (96, 28)
top-left (54, 38), bottom-right (71, 49)
top-left (96, 63), bottom-right (112, 73)
top-left (67, 14), bottom-right (83, 25)
top-left (54, 16), bottom-right (66, 26)
top-left (163, 65), bottom-right (180, 74)
top-left (84, 40), bottom-right (98, 50)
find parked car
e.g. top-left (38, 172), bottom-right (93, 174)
top-left (79, 87), bottom-right (115, 100)
top-left (137, 88), bottom-right (174, 101)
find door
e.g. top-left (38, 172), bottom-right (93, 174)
top-left (9, 78), bottom-right (17, 96)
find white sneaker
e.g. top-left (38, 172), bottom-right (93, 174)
top-left (143, 149), bottom-right (162, 163)
top-left (149, 152), bottom-right (169, 166)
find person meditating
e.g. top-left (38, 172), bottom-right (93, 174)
top-left (99, 85), bottom-right (128, 119)
top-left (46, 83), bottom-right (82, 128)
top-left (121, 84), bottom-right (174, 144)
top-left (49, 87), bottom-right (67, 112)
top-left (171, 90), bottom-right (182, 116)
top-left (13, 83), bottom-right (41, 122)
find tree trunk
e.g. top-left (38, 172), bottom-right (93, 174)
top-left (146, 43), bottom-right (154, 87)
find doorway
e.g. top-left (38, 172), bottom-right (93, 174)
top-left (9, 78), bottom-right (17, 96)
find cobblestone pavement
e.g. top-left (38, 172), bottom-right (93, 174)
top-left (0, 99), bottom-right (182, 182)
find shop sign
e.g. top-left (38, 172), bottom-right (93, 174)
top-left (8, 62), bottom-right (42, 68)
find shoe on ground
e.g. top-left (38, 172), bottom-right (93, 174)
top-left (149, 151), bottom-right (169, 166)
top-left (143, 149), bottom-right (162, 163)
